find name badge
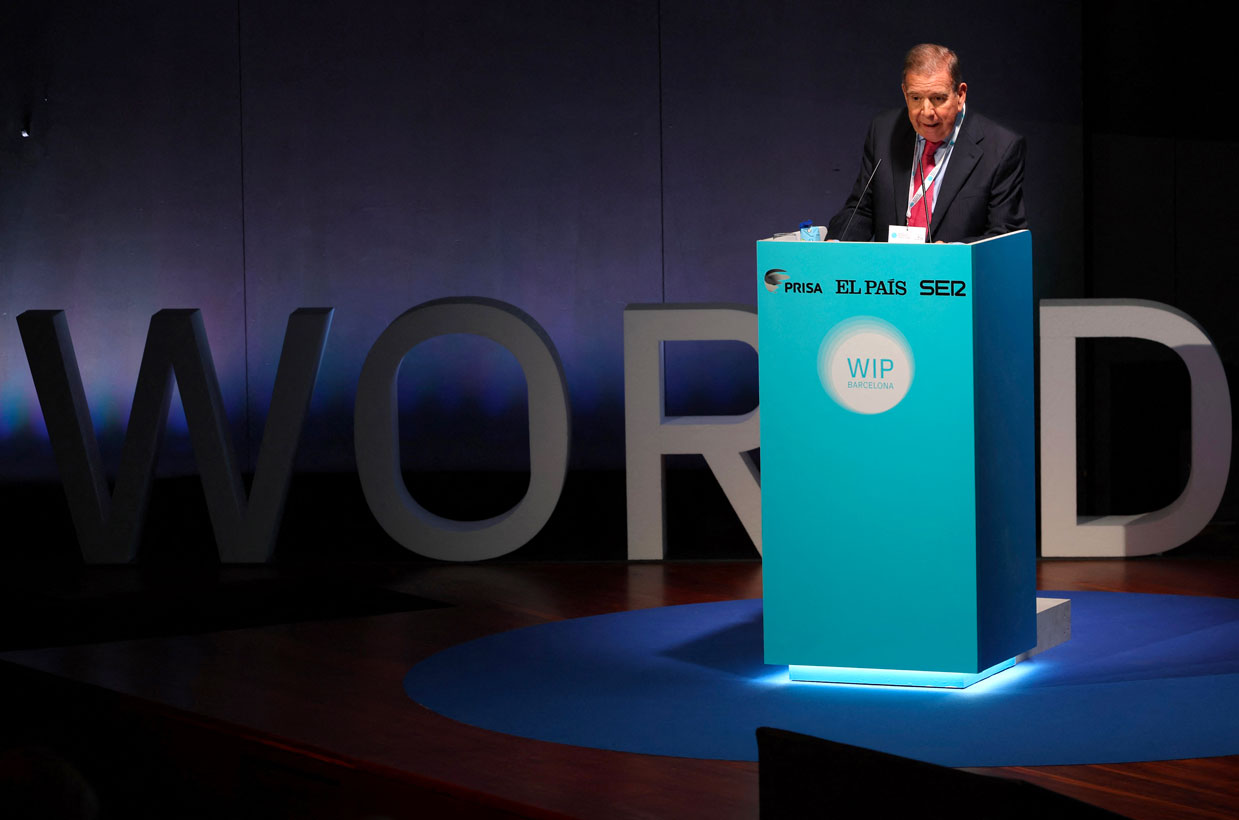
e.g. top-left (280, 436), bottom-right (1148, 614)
top-left (888, 225), bottom-right (926, 244)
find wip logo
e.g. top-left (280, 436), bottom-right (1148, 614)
top-left (764, 269), bottom-right (823, 294)
top-left (817, 316), bottom-right (915, 414)
top-left (764, 269), bottom-right (790, 292)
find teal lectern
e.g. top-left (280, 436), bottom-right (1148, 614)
top-left (758, 231), bottom-right (1035, 687)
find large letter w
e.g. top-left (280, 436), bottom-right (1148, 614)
top-left (17, 308), bottom-right (332, 563)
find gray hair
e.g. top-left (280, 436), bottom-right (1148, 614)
top-left (902, 44), bottom-right (962, 87)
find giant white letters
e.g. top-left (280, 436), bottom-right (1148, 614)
top-left (354, 297), bottom-right (570, 561)
top-left (1040, 299), bottom-right (1231, 557)
top-left (18, 308), bottom-right (332, 563)
top-left (15, 297), bottom-right (1232, 563)
top-left (622, 304), bottom-right (760, 559)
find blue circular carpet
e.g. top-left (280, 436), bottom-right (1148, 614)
top-left (404, 591), bottom-right (1239, 766)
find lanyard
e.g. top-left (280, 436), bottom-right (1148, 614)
top-left (905, 109), bottom-right (964, 219)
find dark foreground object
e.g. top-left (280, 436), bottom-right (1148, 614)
top-left (757, 726), bottom-right (1129, 819)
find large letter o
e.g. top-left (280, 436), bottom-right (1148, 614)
top-left (355, 298), bottom-right (570, 561)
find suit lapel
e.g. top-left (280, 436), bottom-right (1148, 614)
top-left (890, 118), bottom-right (914, 227)
top-left (931, 114), bottom-right (982, 234)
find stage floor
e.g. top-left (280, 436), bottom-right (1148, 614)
top-left (2, 558), bottom-right (1237, 819)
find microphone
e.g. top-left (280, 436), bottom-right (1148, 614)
top-left (839, 158), bottom-right (881, 242)
top-left (917, 146), bottom-right (934, 243)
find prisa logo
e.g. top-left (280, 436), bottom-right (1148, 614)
top-left (763, 269), bottom-right (790, 292)
top-left (763, 269), bottom-right (824, 294)
top-left (784, 281), bottom-right (824, 294)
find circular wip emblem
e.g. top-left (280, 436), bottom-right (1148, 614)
top-left (817, 316), bottom-right (914, 414)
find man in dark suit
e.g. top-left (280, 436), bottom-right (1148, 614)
top-left (827, 44), bottom-right (1026, 244)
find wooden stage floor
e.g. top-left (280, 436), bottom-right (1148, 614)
top-left (2, 558), bottom-right (1237, 819)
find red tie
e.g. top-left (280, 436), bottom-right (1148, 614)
top-left (908, 140), bottom-right (942, 229)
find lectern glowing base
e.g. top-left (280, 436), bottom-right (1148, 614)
top-left (786, 596), bottom-right (1071, 688)
top-left (790, 656), bottom-right (1017, 688)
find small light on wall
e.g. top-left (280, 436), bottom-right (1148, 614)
top-left (20, 130), bottom-right (30, 138)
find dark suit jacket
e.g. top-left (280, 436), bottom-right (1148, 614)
top-left (826, 108), bottom-right (1027, 243)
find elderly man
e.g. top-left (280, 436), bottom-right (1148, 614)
top-left (826, 44), bottom-right (1027, 243)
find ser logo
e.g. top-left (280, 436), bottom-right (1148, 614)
top-left (920, 279), bottom-right (967, 296)
top-left (764, 269), bottom-right (823, 294)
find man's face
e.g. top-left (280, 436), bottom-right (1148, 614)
top-left (902, 69), bottom-right (966, 143)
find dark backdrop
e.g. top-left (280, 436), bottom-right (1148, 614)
top-left (3, 2), bottom-right (1224, 563)
top-left (1077, 2), bottom-right (1239, 525)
